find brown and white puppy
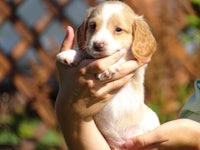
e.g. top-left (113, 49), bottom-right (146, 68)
top-left (57, 1), bottom-right (160, 150)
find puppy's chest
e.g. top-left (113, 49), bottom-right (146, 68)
top-left (98, 81), bottom-right (144, 121)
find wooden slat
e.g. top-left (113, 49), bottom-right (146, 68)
top-left (0, 1), bottom-right (11, 25)
top-left (0, 52), bottom-right (11, 82)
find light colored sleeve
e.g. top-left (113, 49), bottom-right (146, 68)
top-left (178, 79), bottom-right (200, 123)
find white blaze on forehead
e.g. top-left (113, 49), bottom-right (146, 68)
top-left (94, 3), bottom-right (123, 40)
top-left (101, 3), bottom-right (123, 23)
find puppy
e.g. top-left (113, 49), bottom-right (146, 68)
top-left (57, 1), bottom-right (160, 149)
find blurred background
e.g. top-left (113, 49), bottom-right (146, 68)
top-left (0, 0), bottom-right (199, 149)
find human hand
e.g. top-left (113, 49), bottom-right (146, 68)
top-left (56, 26), bottom-right (146, 121)
top-left (123, 119), bottom-right (200, 150)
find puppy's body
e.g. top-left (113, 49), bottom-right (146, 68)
top-left (57, 1), bottom-right (160, 149)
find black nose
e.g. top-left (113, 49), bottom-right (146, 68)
top-left (93, 42), bottom-right (104, 52)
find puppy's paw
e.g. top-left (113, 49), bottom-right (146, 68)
top-left (56, 50), bottom-right (81, 66)
top-left (96, 64), bottom-right (120, 80)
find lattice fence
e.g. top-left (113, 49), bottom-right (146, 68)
top-left (0, 0), bottom-right (99, 118)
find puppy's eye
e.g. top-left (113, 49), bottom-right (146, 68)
top-left (88, 22), bottom-right (96, 32)
top-left (115, 27), bottom-right (123, 33)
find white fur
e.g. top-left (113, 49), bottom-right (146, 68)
top-left (87, 4), bottom-right (125, 58)
top-left (57, 2), bottom-right (160, 150)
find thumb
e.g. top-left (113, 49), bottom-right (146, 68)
top-left (60, 26), bottom-right (75, 52)
top-left (123, 131), bottom-right (164, 149)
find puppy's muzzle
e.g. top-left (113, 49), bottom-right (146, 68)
top-left (93, 41), bottom-right (104, 52)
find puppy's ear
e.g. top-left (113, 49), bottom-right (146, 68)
top-left (76, 7), bottom-right (94, 51)
top-left (131, 17), bottom-right (156, 63)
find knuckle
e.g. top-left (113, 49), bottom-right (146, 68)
top-left (131, 136), bottom-right (146, 147)
top-left (79, 68), bottom-right (86, 75)
top-left (91, 91), bottom-right (103, 98)
top-left (86, 80), bottom-right (94, 89)
top-left (90, 88), bottom-right (104, 98)
top-left (95, 62), bottom-right (106, 72)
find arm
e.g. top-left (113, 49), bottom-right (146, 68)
top-left (123, 119), bottom-right (200, 150)
top-left (56, 92), bottom-right (110, 150)
top-left (55, 26), bottom-right (110, 150)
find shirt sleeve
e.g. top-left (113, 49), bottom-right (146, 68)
top-left (178, 79), bottom-right (200, 123)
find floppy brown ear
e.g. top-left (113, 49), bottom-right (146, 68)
top-left (76, 7), bottom-right (94, 51)
top-left (131, 17), bottom-right (157, 63)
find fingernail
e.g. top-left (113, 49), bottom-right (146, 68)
top-left (123, 140), bottom-right (134, 148)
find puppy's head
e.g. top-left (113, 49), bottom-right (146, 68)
top-left (76, 1), bottom-right (156, 62)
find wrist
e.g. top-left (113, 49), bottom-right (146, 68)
top-left (56, 96), bottom-right (110, 150)
top-left (57, 113), bottom-right (109, 150)
top-left (181, 119), bottom-right (200, 149)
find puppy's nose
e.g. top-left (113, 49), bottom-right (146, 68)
top-left (93, 42), bottom-right (104, 52)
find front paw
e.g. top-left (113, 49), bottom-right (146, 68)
top-left (96, 64), bottom-right (120, 80)
top-left (56, 50), bottom-right (81, 66)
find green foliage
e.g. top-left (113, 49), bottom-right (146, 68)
top-left (187, 15), bottom-right (200, 27)
top-left (18, 119), bottom-right (40, 138)
top-left (0, 113), bottom-right (63, 149)
top-left (180, 12), bottom-right (200, 54)
top-left (148, 83), bottom-right (194, 124)
top-left (38, 129), bottom-right (63, 148)
top-left (176, 85), bottom-right (193, 104)
top-left (0, 129), bottom-right (19, 145)
top-left (191, 0), bottom-right (200, 4)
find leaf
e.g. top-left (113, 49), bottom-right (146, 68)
top-left (38, 129), bottom-right (62, 147)
top-left (191, 0), bottom-right (200, 4)
top-left (187, 15), bottom-right (200, 27)
top-left (0, 129), bottom-right (19, 145)
top-left (18, 119), bottom-right (40, 138)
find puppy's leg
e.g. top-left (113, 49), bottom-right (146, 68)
top-left (141, 104), bottom-right (160, 131)
top-left (56, 49), bottom-right (83, 66)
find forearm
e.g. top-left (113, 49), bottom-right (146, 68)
top-left (65, 119), bottom-right (110, 150)
top-left (191, 120), bottom-right (200, 150)
top-left (55, 95), bottom-right (110, 150)
top-left (124, 119), bottom-right (200, 150)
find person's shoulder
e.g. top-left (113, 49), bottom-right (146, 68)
top-left (178, 79), bottom-right (200, 123)
top-left (194, 80), bottom-right (200, 93)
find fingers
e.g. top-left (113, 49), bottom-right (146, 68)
top-left (123, 130), bottom-right (166, 149)
top-left (80, 50), bottom-right (126, 75)
top-left (80, 57), bottom-right (146, 84)
top-left (82, 73), bottom-right (133, 99)
top-left (60, 26), bottom-right (75, 52)
top-left (114, 59), bottom-right (145, 80)
top-left (98, 73), bottom-right (133, 96)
